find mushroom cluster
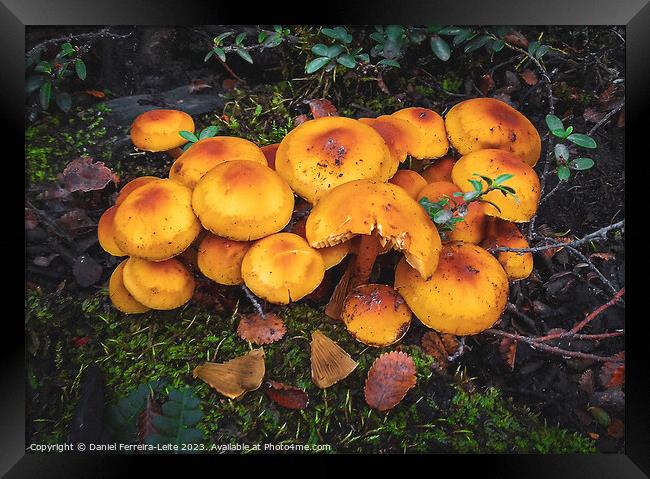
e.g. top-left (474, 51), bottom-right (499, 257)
top-left (100, 97), bottom-right (541, 350)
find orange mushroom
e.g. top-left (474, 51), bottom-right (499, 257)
top-left (108, 259), bottom-right (150, 314)
top-left (481, 218), bottom-right (534, 280)
top-left (115, 176), bottom-right (160, 206)
top-left (358, 115), bottom-right (421, 166)
top-left (122, 257), bottom-right (195, 310)
top-left (291, 217), bottom-right (350, 270)
top-left (97, 206), bottom-right (127, 257)
top-left (197, 234), bottom-right (252, 285)
top-left (422, 156), bottom-right (456, 183)
top-left (130, 109), bottom-right (195, 152)
top-left (261, 143), bottom-right (280, 169)
top-left (388, 169), bottom-right (428, 200)
top-left (391, 107), bottom-right (449, 159)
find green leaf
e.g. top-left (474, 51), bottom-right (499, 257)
top-left (570, 157), bottom-right (594, 170)
top-left (557, 165), bottom-right (571, 181)
top-left (377, 58), bottom-right (400, 68)
top-left (535, 45), bottom-right (550, 59)
top-left (491, 38), bottom-right (505, 52)
top-left (235, 47), bottom-right (253, 64)
top-left (326, 44), bottom-right (344, 59)
top-left (39, 82), bottom-right (52, 110)
top-left (433, 209), bottom-right (453, 224)
top-left (145, 387), bottom-right (204, 450)
top-left (34, 61), bottom-right (52, 74)
top-left (528, 41), bottom-right (540, 56)
top-left (274, 25), bottom-right (282, 33)
top-left (235, 32), bottom-right (246, 45)
top-left (60, 42), bottom-right (75, 57)
top-left (370, 32), bottom-right (385, 43)
top-left (337, 53), bottom-right (356, 68)
top-left (468, 179), bottom-right (483, 192)
top-left (55, 91), bottom-right (72, 112)
top-left (493, 173), bottom-right (514, 185)
top-left (75, 59), bottom-right (87, 80)
top-left (258, 31), bottom-right (267, 43)
top-left (179, 130), bottom-right (199, 143)
top-left (588, 406), bottom-right (611, 428)
top-left (322, 27), bottom-right (351, 43)
top-left (355, 53), bottom-right (370, 63)
top-left (545, 114), bottom-right (564, 132)
top-left (306, 57), bottom-right (331, 74)
top-left (567, 133), bottom-right (597, 149)
top-left (438, 26), bottom-right (463, 36)
top-left (430, 35), bottom-right (451, 61)
top-left (384, 25), bottom-right (404, 42)
top-left (26, 75), bottom-right (46, 94)
top-left (498, 185), bottom-right (516, 195)
top-left (552, 129), bottom-right (568, 139)
top-left (464, 35), bottom-right (492, 53)
top-left (463, 190), bottom-right (481, 202)
top-left (199, 125), bottom-right (219, 140)
top-left (214, 31), bottom-right (234, 45)
top-left (204, 49), bottom-right (215, 62)
top-left (452, 29), bottom-right (475, 46)
top-left (475, 174), bottom-right (494, 187)
top-left (263, 33), bottom-right (283, 48)
top-left (565, 125), bottom-right (574, 135)
top-left (554, 143), bottom-right (570, 162)
top-left (213, 47), bottom-right (226, 63)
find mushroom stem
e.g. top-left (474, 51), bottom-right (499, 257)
top-left (324, 231), bottom-right (382, 320)
top-left (241, 284), bottom-right (266, 319)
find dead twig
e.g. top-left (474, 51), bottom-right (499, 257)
top-left (26, 28), bottom-right (133, 58)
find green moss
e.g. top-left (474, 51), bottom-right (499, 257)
top-left (26, 289), bottom-right (595, 453)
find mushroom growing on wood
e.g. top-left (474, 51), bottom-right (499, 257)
top-left (275, 116), bottom-right (393, 204)
top-left (169, 136), bottom-right (267, 189)
top-left (395, 242), bottom-right (509, 336)
top-left (192, 160), bottom-right (294, 241)
top-left (445, 97), bottom-right (541, 166)
top-left (130, 109), bottom-right (195, 153)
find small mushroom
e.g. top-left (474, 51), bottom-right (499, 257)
top-left (197, 233), bottom-right (251, 285)
top-left (115, 176), bottom-right (160, 206)
top-left (122, 257), bottom-right (195, 310)
top-left (113, 179), bottom-right (201, 261)
top-left (481, 218), bottom-right (533, 280)
top-left (358, 115), bottom-right (420, 169)
top-left (395, 242), bottom-right (509, 336)
top-left (417, 180), bottom-right (488, 244)
top-left (388, 169), bottom-right (428, 199)
top-left (422, 156), bottom-right (456, 183)
top-left (97, 206), bottom-right (127, 257)
top-left (341, 284), bottom-right (412, 347)
top-left (291, 217), bottom-right (350, 270)
top-left (169, 136), bottom-right (267, 189)
top-left (391, 107), bottom-right (449, 160)
top-left (192, 160), bottom-right (294, 241)
top-left (451, 149), bottom-right (541, 222)
top-left (130, 109), bottom-right (195, 152)
top-left (241, 232), bottom-right (325, 304)
top-left (108, 259), bottom-right (150, 314)
top-left (445, 97), bottom-right (541, 166)
top-left (275, 116), bottom-right (393, 204)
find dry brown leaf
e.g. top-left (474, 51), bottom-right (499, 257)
top-left (58, 209), bottom-right (96, 237)
top-left (294, 114), bottom-right (309, 126)
top-left (599, 352), bottom-right (625, 388)
top-left (59, 157), bottom-right (118, 193)
top-left (498, 337), bottom-right (517, 371)
top-left (503, 30), bottom-right (529, 48)
top-left (520, 69), bottom-right (538, 86)
top-left (364, 351), bottom-right (417, 411)
top-left (189, 79), bottom-right (212, 93)
top-left (540, 236), bottom-right (573, 259)
top-left (589, 252), bottom-right (616, 261)
top-left (237, 313), bottom-right (287, 345)
top-left (310, 330), bottom-right (358, 389)
top-left (441, 334), bottom-right (460, 356)
top-left (597, 84), bottom-right (617, 106)
top-left (305, 98), bottom-right (338, 118)
top-left (478, 73), bottom-right (495, 95)
top-left (579, 369), bottom-right (595, 395)
top-left (193, 348), bottom-right (265, 399)
top-left (265, 381), bottom-right (309, 410)
top-left (607, 417), bottom-right (624, 439)
top-left (83, 90), bottom-right (106, 99)
top-left (421, 331), bottom-right (448, 371)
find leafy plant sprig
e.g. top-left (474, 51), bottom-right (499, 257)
top-left (306, 26), bottom-right (370, 74)
top-left (179, 125), bottom-right (220, 151)
top-left (546, 114), bottom-right (597, 181)
top-left (204, 26), bottom-right (291, 66)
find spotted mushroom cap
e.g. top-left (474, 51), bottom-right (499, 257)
top-left (115, 176), bottom-right (160, 206)
top-left (275, 116), bottom-right (393, 204)
top-left (113, 179), bottom-right (201, 261)
top-left (241, 232), bottom-right (325, 305)
top-left (445, 98), bottom-right (541, 166)
top-left (305, 179), bottom-right (442, 280)
top-left (451, 149), bottom-right (541, 222)
top-left (481, 218), bottom-right (533, 280)
top-left (358, 115), bottom-right (421, 166)
top-left (108, 259), bottom-right (151, 314)
top-left (391, 107), bottom-right (449, 159)
top-left (192, 160), bottom-right (294, 241)
top-left (122, 257), bottom-right (195, 310)
top-left (169, 136), bottom-right (267, 189)
top-left (394, 242), bottom-right (509, 335)
top-left (130, 109), bottom-right (195, 152)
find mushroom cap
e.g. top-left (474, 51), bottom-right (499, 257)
top-left (115, 176), bottom-right (160, 206)
top-left (122, 257), bottom-right (195, 310)
top-left (241, 232), bottom-right (325, 304)
top-left (417, 181), bottom-right (488, 244)
top-left (261, 143), bottom-right (280, 169)
top-left (130, 109), bottom-right (195, 152)
top-left (192, 160), bottom-right (294, 241)
top-left (305, 179), bottom-right (442, 280)
top-left (481, 218), bottom-right (533, 280)
top-left (113, 179), bottom-right (201, 261)
top-left (108, 259), bottom-right (150, 314)
top-left (169, 136), bottom-right (267, 189)
top-left (388, 169), bottom-right (428, 200)
top-left (391, 107), bottom-right (449, 159)
top-left (445, 98), bottom-right (541, 166)
top-left (275, 116), bottom-right (393, 204)
top-left (98, 206), bottom-right (127, 257)
top-left (341, 284), bottom-right (412, 347)
top-left (395, 242), bottom-right (509, 335)
top-left (422, 156), bottom-right (456, 183)
top-left (197, 233), bottom-right (251, 285)
top-left (358, 115), bottom-right (420, 166)
top-left (291, 217), bottom-right (350, 270)
top-left (451, 149), bottom-right (541, 222)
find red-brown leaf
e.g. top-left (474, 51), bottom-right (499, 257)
top-left (478, 73), bottom-right (495, 95)
top-left (503, 31), bottom-right (529, 48)
top-left (578, 369), bottom-right (595, 395)
top-left (59, 157), bottom-right (118, 193)
top-left (498, 336), bottom-right (517, 370)
top-left (599, 352), bottom-right (625, 388)
top-left (237, 313), bottom-right (287, 345)
top-left (294, 114), bottom-right (309, 126)
top-left (364, 351), bottom-right (417, 411)
top-left (520, 69), bottom-right (538, 86)
top-left (265, 381), bottom-right (309, 410)
top-left (606, 417), bottom-right (624, 439)
top-left (305, 98), bottom-right (338, 119)
top-left (421, 331), bottom-right (448, 370)
top-left (83, 90), bottom-right (106, 99)
top-left (137, 392), bottom-right (161, 444)
top-left (589, 252), bottom-right (616, 261)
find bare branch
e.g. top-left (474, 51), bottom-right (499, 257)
top-left (26, 28), bottom-right (133, 58)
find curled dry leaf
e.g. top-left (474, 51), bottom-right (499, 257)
top-left (265, 381), bottom-right (309, 410)
top-left (193, 348), bottom-right (265, 399)
top-left (59, 157), bottom-right (119, 193)
top-left (421, 331), bottom-right (448, 371)
top-left (237, 313), bottom-right (287, 345)
top-left (499, 336), bottom-right (517, 371)
top-left (578, 369), bottom-right (595, 395)
top-left (364, 351), bottom-right (417, 412)
top-left (305, 98), bottom-right (338, 119)
top-left (310, 330), bottom-right (358, 389)
top-left (540, 237), bottom-right (573, 259)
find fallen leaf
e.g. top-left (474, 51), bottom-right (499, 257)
top-left (83, 90), bottom-right (106, 99)
top-left (597, 84), bottom-right (617, 106)
top-left (478, 73), bottom-right (495, 95)
top-left (72, 255), bottom-right (103, 287)
top-left (579, 369), bottom-right (595, 395)
top-left (520, 69), bottom-right (538, 86)
top-left (193, 348), bottom-right (265, 399)
top-left (504, 30), bottom-right (529, 48)
top-left (264, 381), bottom-right (309, 410)
top-left (221, 78), bottom-right (238, 90)
top-left (441, 334), bottom-right (460, 357)
top-left (189, 79), bottom-right (212, 94)
top-left (237, 313), bottom-right (287, 345)
top-left (589, 252), bottom-right (616, 261)
top-left (59, 157), bottom-right (118, 193)
top-left (294, 114), bottom-right (309, 126)
top-left (606, 418), bottom-right (624, 439)
top-left (364, 351), bottom-right (417, 411)
top-left (421, 331), bottom-right (448, 370)
top-left (137, 392), bottom-right (161, 444)
top-left (599, 352), bottom-right (625, 388)
top-left (583, 107), bottom-right (606, 123)
top-left (305, 98), bottom-right (338, 118)
top-left (540, 236), bottom-right (573, 259)
top-left (588, 432), bottom-right (600, 440)
top-left (310, 330), bottom-right (358, 389)
top-left (25, 209), bottom-right (39, 230)
top-left (58, 209), bottom-right (96, 237)
top-left (588, 406), bottom-right (611, 427)
top-left (498, 336), bottom-right (517, 371)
